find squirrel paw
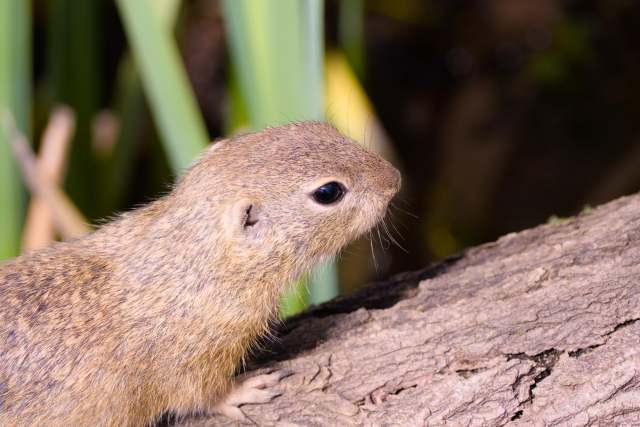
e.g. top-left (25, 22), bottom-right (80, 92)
top-left (214, 369), bottom-right (293, 425)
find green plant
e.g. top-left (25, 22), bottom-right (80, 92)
top-left (115, 0), bottom-right (209, 172)
top-left (0, 0), bottom-right (30, 261)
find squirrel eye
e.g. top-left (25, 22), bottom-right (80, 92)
top-left (313, 182), bottom-right (345, 204)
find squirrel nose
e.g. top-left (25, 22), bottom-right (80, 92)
top-left (378, 164), bottom-right (401, 197)
top-left (389, 166), bottom-right (401, 193)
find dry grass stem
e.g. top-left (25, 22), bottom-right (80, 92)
top-left (1, 109), bottom-right (91, 241)
top-left (21, 106), bottom-right (77, 250)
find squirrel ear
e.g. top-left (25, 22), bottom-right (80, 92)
top-left (227, 199), bottom-right (264, 238)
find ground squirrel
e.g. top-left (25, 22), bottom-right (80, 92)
top-left (0, 121), bottom-right (401, 426)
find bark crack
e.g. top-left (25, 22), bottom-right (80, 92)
top-left (607, 317), bottom-right (640, 335)
top-left (507, 349), bottom-right (561, 420)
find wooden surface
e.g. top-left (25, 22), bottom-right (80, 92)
top-left (177, 192), bottom-right (640, 426)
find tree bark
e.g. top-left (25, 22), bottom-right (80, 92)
top-left (178, 192), bottom-right (640, 426)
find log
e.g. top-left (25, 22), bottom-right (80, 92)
top-left (177, 192), bottom-right (640, 426)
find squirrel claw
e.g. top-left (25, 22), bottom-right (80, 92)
top-left (275, 369), bottom-right (294, 379)
top-left (213, 369), bottom-right (293, 423)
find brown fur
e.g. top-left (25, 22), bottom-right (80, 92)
top-left (0, 121), bottom-right (400, 426)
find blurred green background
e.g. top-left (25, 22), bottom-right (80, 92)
top-left (2, 0), bottom-right (640, 315)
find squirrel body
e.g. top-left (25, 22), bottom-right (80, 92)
top-left (0, 122), bottom-right (401, 426)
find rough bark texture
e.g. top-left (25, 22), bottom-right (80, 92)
top-left (177, 192), bottom-right (640, 426)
